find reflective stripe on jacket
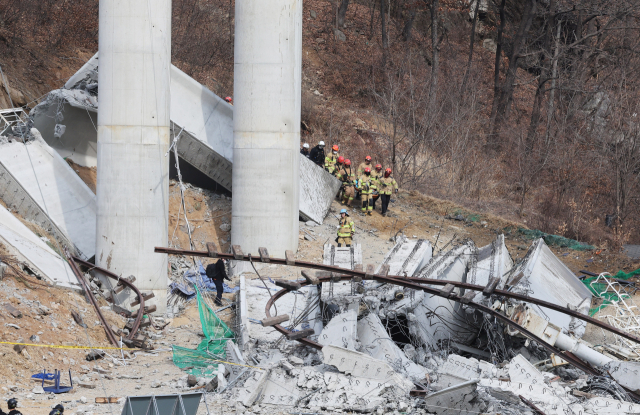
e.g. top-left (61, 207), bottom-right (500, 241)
top-left (378, 176), bottom-right (398, 195)
top-left (337, 217), bottom-right (355, 237)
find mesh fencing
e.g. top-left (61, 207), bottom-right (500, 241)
top-left (517, 228), bottom-right (595, 251)
top-left (582, 269), bottom-right (640, 316)
top-left (172, 285), bottom-right (235, 375)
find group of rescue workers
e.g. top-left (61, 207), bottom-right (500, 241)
top-left (301, 140), bottom-right (399, 248)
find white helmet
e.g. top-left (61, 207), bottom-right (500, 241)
top-left (319, 141), bottom-right (325, 146)
top-left (303, 143), bottom-right (309, 149)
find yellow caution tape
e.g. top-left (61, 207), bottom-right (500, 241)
top-left (0, 341), bottom-right (264, 370)
top-left (0, 341), bottom-right (137, 350)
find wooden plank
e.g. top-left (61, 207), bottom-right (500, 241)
top-left (440, 283), bottom-right (455, 297)
top-left (4, 304), bottom-right (22, 318)
top-left (206, 242), bottom-right (219, 258)
top-left (259, 247), bottom-right (270, 263)
top-left (131, 304), bottom-right (156, 318)
top-left (285, 328), bottom-right (315, 340)
top-left (261, 314), bottom-right (289, 327)
top-left (274, 280), bottom-right (301, 291)
top-left (460, 290), bottom-right (476, 304)
top-left (285, 250), bottom-right (295, 265)
top-left (232, 245), bottom-right (243, 260)
top-left (300, 270), bottom-right (319, 285)
top-left (130, 292), bottom-right (155, 307)
top-left (95, 397), bottom-right (121, 404)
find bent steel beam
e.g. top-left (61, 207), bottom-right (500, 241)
top-left (154, 246), bottom-right (640, 346)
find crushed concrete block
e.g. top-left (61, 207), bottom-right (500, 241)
top-left (321, 345), bottom-right (413, 392)
top-left (422, 380), bottom-right (483, 415)
top-left (0, 135), bottom-right (96, 260)
top-left (225, 340), bottom-right (246, 382)
top-left (604, 360), bottom-right (640, 393)
top-left (508, 354), bottom-right (545, 385)
top-left (238, 369), bottom-right (270, 407)
top-left (375, 236), bottom-right (432, 277)
top-left (259, 370), bottom-right (299, 406)
top-left (318, 309), bottom-right (357, 350)
top-left (436, 354), bottom-right (495, 388)
top-left (357, 313), bottom-right (428, 381)
top-left (411, 242), bottom-right (478, 346)
top-left (289, 356), bottom-right (304, 366)
top-left (0, 204), bottom-right (78, 290)
top-left (505, 238), bottom-right (592, 337)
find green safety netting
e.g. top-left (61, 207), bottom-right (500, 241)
top-left (172, 285), bottom-right (235, 375)
top-left (517, 228), bottom-right (595, 251)
top-left (451, 209), bottom-right (482, 223)
top-left (582, 269), bottom-right (640, 316)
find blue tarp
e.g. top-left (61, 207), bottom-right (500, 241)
top-left (172, 261), bottom-right (238, 301)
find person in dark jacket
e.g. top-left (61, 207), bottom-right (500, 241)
top-left (1, 398), bottom-right (22, 415)
top-left (49, 404), bottom-right (64, 415)
top-left (205, 259), bottom-right (230, 306)
top-left (309, 141), bottom-right (325, 166)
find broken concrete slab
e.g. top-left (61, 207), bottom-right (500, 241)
top-left (33, 53), bottom-right (341, 224)
top-left (318, 309), bottom-right (357, 350)
top-left (508, 354), bottom-right (545, 385)
top-left (470, 234), bottom-right (513, 302)
top-left (436, 354), bottom-right (495, 388)
top-left (375, 236), bottom-right (432, 277)
top-left (298, 155), bottom-right (342, 223)
top-left (411, 242), bottom-right (479, 346)
top-left (258, 370), bottom-right (300, 406)
top-left (0, 131), bottom-right (96, 260)
top-left (505, 238), bottom-right (592, 337)
top-left (356, 313), bottom-right (428, 381)
top-left (321, 345), bottom-right (413, 391)
top-left (422, 380), bottom-right (483, 415)
top-left (0, 203), bottom-right (78, 290)
top-left (604, 360), bottom-right (640, 393)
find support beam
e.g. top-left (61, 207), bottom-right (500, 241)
top-left (96, 0), bottom-right (171, 312)
top-left (232, 0), bottom-right (302, 257)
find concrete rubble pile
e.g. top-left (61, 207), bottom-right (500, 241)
top-left (214, 235), bottom-right (640, 414)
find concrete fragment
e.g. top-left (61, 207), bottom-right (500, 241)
top-left (0, 204), bottom-right (78, 290)
top-left (0, 134), bottom-right (96, 259)
top-left (225, 340), bottom-right (246, 382)
top-left (375, 236), bottom-right (432, 277)
top-left (321, 345), bottom-right (413, 391)
top-left (411, 242), bottom-right (478, 346)
top-left (505, 238), bottom-right (592, 337)
top-left (605, 360), bottom-right (640, 393)
top-left (259, 370), bottom-right (299, 406)
top-left (357, 313), bottom-right (428, 381)
top-left (422, 380), bottom-right (482, 415)
top-left (508, 354), bottom-right (545, 385)
top-left (318, 309), bottom-right (357, 350)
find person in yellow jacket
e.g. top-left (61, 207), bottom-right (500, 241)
top-left (338, 159), bottom-right (356, 206)
top-left (336, 209), bottom-right (355, 247)
top-left (357, 155), bottom-right (373, 176)
top-left (324, 144), bottom-right (340, 174)
top-left (370, 163), bottom-right (383, 211)
top-left (357, 167), bottom-right (376, 215)
top-left (378, 168), bottom-right (399, 216)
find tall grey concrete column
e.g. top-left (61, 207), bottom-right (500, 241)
top-left (232, 0), bottom-right (302, 257)
top-left (96, 1), bottom-right (171, 311)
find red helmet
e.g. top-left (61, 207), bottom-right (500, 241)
top-left (345, 159), bottom-right (351, 166)
top-left (337, 156), bottom-right (344, 164)
top-left (385, 168), bottom-right (392, 174)
top-left (364, 167), bottom-right (371, 173)
top-left (375, 164), bottom-right (382, 171)
top-left (365, 156), bottom-right (372, 161)
top-left (332, 145), bottom-right (339, 151)
top-left (224, 96), bottom-right (232, 103)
